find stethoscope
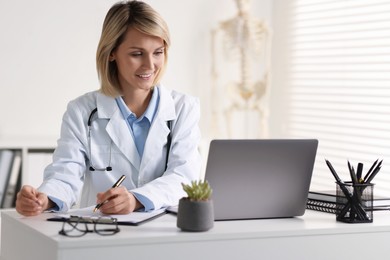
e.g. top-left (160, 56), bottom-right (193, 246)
top-left (87, 108), bottom-right (112, 171)
top-left (87, 107), bottom-right (172, 172)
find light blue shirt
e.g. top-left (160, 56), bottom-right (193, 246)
top-left (115, 88), bottom-right (159, 211)
top-left (115, 88), bottom-right (159, 157)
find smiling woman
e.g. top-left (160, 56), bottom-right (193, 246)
top-left (109, 28), bottom-right (166, 114)
top-left (15, 0), bottom-right (202, 217)
top-left (96, 0), bottom-right (171, 98)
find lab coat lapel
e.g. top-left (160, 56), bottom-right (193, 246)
top-left (96, 93), bottom-right (141, 170)
top-left (140, 86), bottom-right (176, 172)
top-left (140, 119), bottom-right (170, 171)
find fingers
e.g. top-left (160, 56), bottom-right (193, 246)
top-left (36, 192), bottom-right (51, 210)
top-left (15, 185), bottom-right (43, 216)
top-left (97, 187), bottom-right (137, 214)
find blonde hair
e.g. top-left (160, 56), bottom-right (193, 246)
top-left (96, 1), bottom-right (171, 97)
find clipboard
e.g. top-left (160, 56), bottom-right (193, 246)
top-left (166, 205), bottom-right (178, 215)
top-left (47, 206), bottom-right (167, 226)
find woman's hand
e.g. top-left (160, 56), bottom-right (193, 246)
top-left (15, 185), bottom-right (54, 216)
top-left (96, 186), bottom-right (142, 214)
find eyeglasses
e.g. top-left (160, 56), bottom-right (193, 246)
top-left (59, 216), bottom-right (120, 237)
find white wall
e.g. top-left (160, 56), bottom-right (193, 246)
top-left (0, 0), bottom-right (273, 140)
top-left (269, 0), bottom-right (292, 138)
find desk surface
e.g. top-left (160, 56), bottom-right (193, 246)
top-left (2, 210), bottom-right (390, 260)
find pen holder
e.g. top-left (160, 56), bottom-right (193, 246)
top-left (336, 182), bottom-right (374, 223)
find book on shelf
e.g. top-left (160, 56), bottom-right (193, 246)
top-left (306, 190), bottom-right (390, 214)
top-left (0, 149), bottom-right (15, 207)
top-left (2, 151), bottom-right (22, 208)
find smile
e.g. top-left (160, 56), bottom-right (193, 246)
top-left (137, 73), bottom-right (153, 79)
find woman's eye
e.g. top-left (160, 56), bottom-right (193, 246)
top-left (131, 52), bottom-right (142, 57)
top-left (154, 51), bottom-right (164, 56)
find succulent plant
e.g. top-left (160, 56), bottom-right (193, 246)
top-left (182, 180), bottom-right (212, 201)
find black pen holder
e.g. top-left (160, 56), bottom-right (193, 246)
top-left (336, 182), bottom-right (374, 223)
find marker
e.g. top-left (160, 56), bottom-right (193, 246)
top-left (93, 175), bottom-right (126, 213)
top-left (356, 162), bottom-right (363, 183)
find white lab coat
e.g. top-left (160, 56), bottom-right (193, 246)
top-left (38, 85), bottom-right (201, 212)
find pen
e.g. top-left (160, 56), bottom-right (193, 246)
top-left (93, 175), bottom-right (126, 213)
top-left (348, 162), bottom-right (361, 220)
top-left (325, 159), bottom-right (343, 183)
top-left (365, 160), bottom-right (382, 184)
top-left (363, 159), bottom-right (378, 183)
top-left (347, 161), bottom-right (358, 185)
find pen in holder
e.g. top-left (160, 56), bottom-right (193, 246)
top-left (336, 181), bottom-right (374, 223)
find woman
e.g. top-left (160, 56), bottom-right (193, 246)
top-left (16, 0), bottom-right (201, 216)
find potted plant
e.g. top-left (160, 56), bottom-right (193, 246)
top-left (177, 180), bottom-right (214, 232)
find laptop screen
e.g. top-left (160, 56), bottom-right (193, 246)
top-left (205, 139), bottom-right (318, 220)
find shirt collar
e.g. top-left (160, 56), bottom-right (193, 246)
top-left (115, 88), bottom-right (159, 123)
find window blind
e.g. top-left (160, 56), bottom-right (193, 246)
top-left (288, 0), bottom-right (390, 196)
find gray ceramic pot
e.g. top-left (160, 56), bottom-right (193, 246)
top-left (176, 198), bottom-right (214, 232)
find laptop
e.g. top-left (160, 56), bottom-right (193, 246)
top-left (205, 139), bottom-right (318, 220)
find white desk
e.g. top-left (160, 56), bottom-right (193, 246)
top-left (1, 210), bottom-right (390, 260)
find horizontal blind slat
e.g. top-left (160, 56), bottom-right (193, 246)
top-left (289, 0), bottom-right (390, 196)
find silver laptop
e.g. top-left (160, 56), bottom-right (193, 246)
top-left (205, 139), bottom-right (318, 220)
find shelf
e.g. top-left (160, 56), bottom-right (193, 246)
top-left (0, 135), bottom-right (57, 149)
top-left (0, 135), bottom-right (57, 208)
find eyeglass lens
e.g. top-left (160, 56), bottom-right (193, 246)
top-left (59, 221), bottom-right (91, 237)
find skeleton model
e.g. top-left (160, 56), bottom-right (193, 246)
top-left (211, 0), bottom-right (271, 138)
